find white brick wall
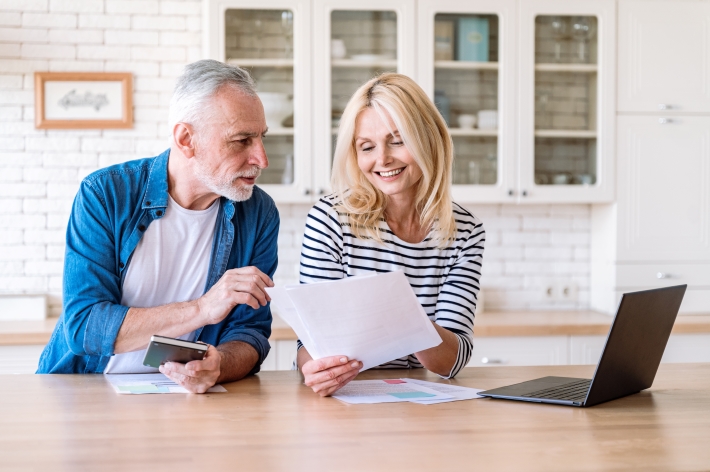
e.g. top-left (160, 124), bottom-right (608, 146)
top-left (0, 0), bottom-right (592, 319)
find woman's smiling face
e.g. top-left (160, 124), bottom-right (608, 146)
top-left (354, 106), bottom-right (423, 202)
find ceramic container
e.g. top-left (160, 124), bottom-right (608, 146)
top-left (257, 92), bottom-right (293, 128)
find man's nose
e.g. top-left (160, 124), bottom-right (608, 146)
top-left (250, 139), bottom-right (269, 169)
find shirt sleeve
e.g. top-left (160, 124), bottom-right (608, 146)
top-left (213, 197), bottom-right (280, 373)
top-left (62, 180), bottom-right (129, 358)
top-left (296, 198), bottom-right (345, 351)
top-left (434, 217), bottom-right (485, 378)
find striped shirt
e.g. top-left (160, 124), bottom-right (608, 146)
top-left (298, 194), bottom-right (485, 378)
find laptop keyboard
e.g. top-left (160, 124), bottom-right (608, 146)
top-left (521, 379), bottom-right (592, 402)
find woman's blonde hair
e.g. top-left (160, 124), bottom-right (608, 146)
top-left (331, 73), bottom-right (456, 246)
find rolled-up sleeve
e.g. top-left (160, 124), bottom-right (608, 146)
top-left (63, 181), bottom-right (129, 358)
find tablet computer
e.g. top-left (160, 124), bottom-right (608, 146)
top-left (142, 335), bottom-right (208, 368)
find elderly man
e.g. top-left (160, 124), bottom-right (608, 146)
top-left (37, 60), bottom-right (278, 393)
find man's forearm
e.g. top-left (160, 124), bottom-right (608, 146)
top-left (113, 301), bottom-right (204, 354)
top-left (216, 340), bottom-right (260, 383)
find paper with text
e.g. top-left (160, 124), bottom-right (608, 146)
top-left (403, 379), bottom-right (485, 404)
top-left (266, 271), bottom-right (443, 371)
top-left (332, 379), bottom-right (455, 404)
top-left (105, 373), bottom-right (227, 395)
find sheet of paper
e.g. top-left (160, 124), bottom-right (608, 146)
top-left (105, 373), bottom-right (227, 395)
top-left (266, 271), bottom-right (442, 371)
top-left (332, 379), bottom-right (455, 404)
top-left (403, 378), bottom-right (485, 404)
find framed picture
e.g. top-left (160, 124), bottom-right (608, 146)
top-left (34, 72), bottom-right (133, 129)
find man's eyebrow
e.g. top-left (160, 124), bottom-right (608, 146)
top-left (226, 129), bottom-right (268, 139)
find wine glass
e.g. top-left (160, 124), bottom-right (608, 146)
top-left (549, 16), bottom-right (569, 62)
top-left (570, 16), bottom-right (596, 63)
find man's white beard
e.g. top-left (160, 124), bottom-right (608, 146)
top-left (193, 157), bottom-right (261, 202)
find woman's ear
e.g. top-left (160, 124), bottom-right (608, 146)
top-left (172, 122), bottom-right (196, 159)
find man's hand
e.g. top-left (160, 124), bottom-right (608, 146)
top-left (159, 345), bottom-right (222, 393)
top-left (302, 355), bottom-right (362, 397)
top-left (197, 266), bottom-right (274, 325)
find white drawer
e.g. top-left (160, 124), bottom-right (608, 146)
top-left (0, 345), bottom-right (45, 374)
top-left (662, 334), bottom-right (710, 363)
top-left (616, 263), bottom-right (710, 289)
top-left (468, 336), bottom-right (568, 367)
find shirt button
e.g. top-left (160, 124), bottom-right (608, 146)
top-left (146, 201), bottom-right (152, 206)
top-left (138, 225), bottom-right (146, 231)
top-left (119, 262), bottom-right (125, 268)
top-left (156, 210), bottom-right (163, 216)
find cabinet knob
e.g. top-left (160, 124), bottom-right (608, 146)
top-left (481, 357), bottom-right (505, 365)
top-left (658, 104), bottom-right (671, 110)
top-left (508, 189), bottom-right (515, 196)
top-left (657, 272), bottom-right (675, 279)
top-left (317, 188), bottom-right (325, 196)
top-left (303, 188), bottom-right (311, 195)
top-left (658, 118), bottom-right (673, 124)
top-left (522, 189), bottom-right (528, 197)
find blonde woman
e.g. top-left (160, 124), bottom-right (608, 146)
top-left (297, 73), bottom-right (485, 396)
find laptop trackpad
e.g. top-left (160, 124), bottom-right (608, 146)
top-left (481, 376), bottom-right (589, 397)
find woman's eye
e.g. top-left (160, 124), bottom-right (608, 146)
top-left (391, 141), bottom-right (403, 146)
top-left (361, 145), bottom-right (374, 152)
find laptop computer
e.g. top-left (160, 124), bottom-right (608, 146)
top-left (478, 285), bottom-right (687, 407)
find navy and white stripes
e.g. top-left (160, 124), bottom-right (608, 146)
top-left (298, 194), bottom-right (485, 378)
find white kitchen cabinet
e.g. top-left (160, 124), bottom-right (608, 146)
top-left (468, 336), bottom-right (569, 367)
top-left (618, 0), bottom-right (710, 113)
top-left (0, 345), bottom-right (43, 374)
top-left (517, 0), bottom-right (616, 203)
top-left (616, 116), bottom-right (710, 262)
top-left (261, 340), bottom-right (297, 371)
top-left (206, 0), bottom-right (617, 204)
top-left (205, 0), bottom-right (313, 203)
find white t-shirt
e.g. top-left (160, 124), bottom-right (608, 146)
top-left (104, 195), bottom-right (220, 374)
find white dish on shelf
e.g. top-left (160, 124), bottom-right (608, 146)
top-left (349, 54), bottom-right (395, 62)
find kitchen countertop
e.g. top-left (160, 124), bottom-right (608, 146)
top-left (3, 311), bottom-right (710, 346)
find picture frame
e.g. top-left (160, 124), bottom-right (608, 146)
top-left (34, 72), bottom-right (133, 129)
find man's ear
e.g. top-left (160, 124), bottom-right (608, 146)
top-left (173, 122), bottom-right (196, 158)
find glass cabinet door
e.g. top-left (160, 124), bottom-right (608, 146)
top-left (519, 0), bottom-right (615, 203)
top-left (313, 0), bottom-right (415, 197)
top-left (206, 0), bottom-right (312, 202)
top-left (418, 0), bottom-right (516, 203)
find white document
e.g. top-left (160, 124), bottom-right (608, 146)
top-left (331, 379), bottom-right (455, 404)
top-left (266, 271), bottom-right (442, 371)
top-left (402, 378), bottom-right (485, 404)
top-left (105, 373), bottom-right (227, 395)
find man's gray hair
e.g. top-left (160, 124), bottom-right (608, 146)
top-left (168, 59), bottom-right (258, 129)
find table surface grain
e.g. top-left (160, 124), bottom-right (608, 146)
top-left (1, 364), bottom-right (709, 472)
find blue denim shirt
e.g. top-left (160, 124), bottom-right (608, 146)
top-left (37, 149), bottom-right (279, 374)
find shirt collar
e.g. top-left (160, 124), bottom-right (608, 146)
top-left (142, 148), bottom-right (170, 210)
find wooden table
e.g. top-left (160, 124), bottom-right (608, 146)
top-left (2, 364), bottom-right (709, 471)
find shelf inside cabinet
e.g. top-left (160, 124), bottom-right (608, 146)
top-left (435, 61), bottom-right (499, 71)
top-left (534, 129), bottom-right (597, 139)
top-left (449, 128), bottom-right (498, 137)
top-left (226, 58), bottom-right (294, 68)
top-left (534, 63), bottom-right (597, 73)
top-left (331, 59), bottom-right (398, 69)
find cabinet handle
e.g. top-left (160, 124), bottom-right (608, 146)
top-left (303, 188), bottom-right (311, 195)
top-left (657, 272), bottom-right (675, 279)
top-left (481, 357), bottom-right (506, 365)
top-left (508, 189), bottom-right (515, 196)
top-left (658, 118), bottom-right (672, 124)
top-left (658, 104), bottom-right (672, 110)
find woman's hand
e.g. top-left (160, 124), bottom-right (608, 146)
top-left (301, 355), bottom-right (362, 397)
